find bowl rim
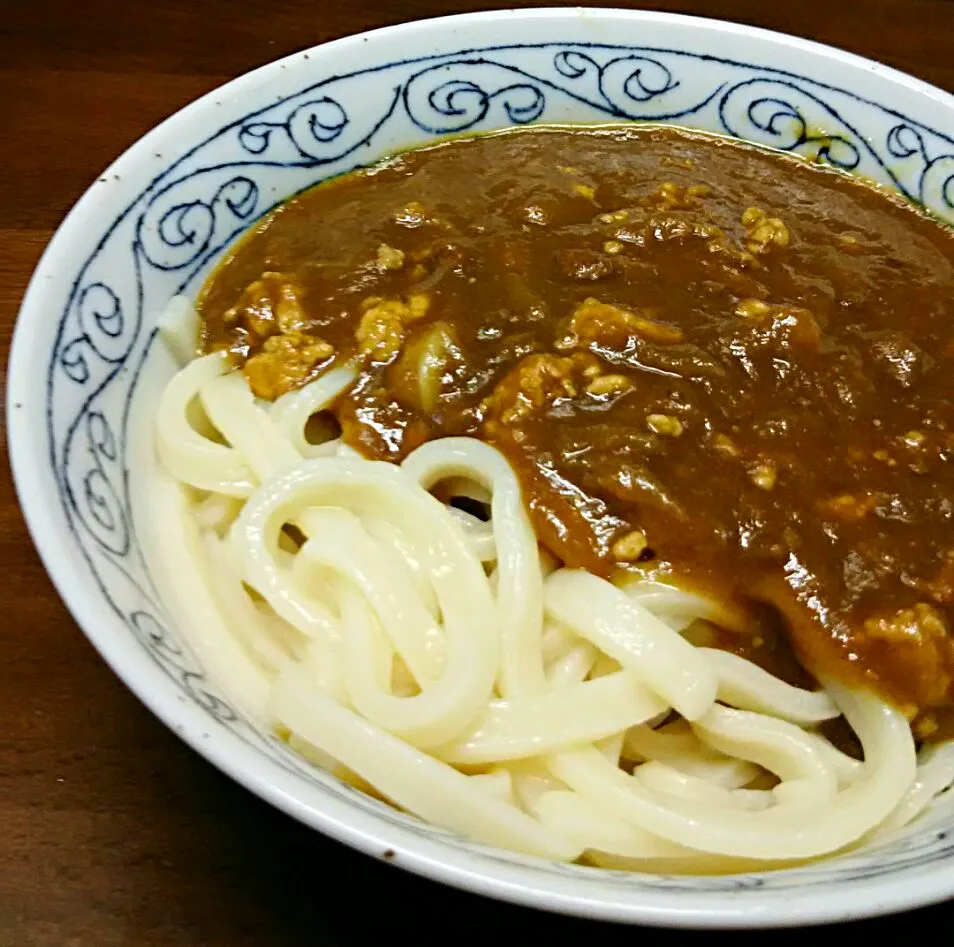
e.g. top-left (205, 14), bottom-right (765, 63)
top-left (8, 5), bottom-right (954, 928)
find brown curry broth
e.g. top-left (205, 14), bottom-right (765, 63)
top-left (199, 125), bottom-right (954, 730)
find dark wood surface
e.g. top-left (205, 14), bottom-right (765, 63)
top-left (3, 1), bottom-right (954, 943)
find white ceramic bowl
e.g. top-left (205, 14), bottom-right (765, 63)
top-left (9, 7), bottom-right (954, 928)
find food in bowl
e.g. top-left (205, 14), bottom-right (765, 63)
top-left (147, 122), bottom-right (954, 873)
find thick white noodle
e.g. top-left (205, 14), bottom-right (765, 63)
top-left (540, 622), bottom-right (580, 666)
top-left (200, 530), bottom-right (302, 673)
top-left (235, 457), bottom-right (499, 749)
top-left (269, 364), bottom-right (356, 458)
top-left (548, 685), bottom-right (916, 859)
top-left (546, 641), bottom-right (600, 690)
top-left (545, 569), bottom-right (717, 720)
top-left (155, 353), bottom-right (257, 496)
top-left (623, 721), bottom-right (761, 788)
top-left (691, 704), bottom-right (840, 807)
top-left (201, 371), bottom-right (302, 480)
top-left (435, 672), bottom-right (668, 765)
top-left (403, 438), bottom-right (546, 698)
top-left (633, 761), bottom-right (773, 811)
top-left (533, 789), bottom-right (694, 858)
top-left (295, 507), bottom-right (444, 684)
top-left (803, 730), bottom-right (864, 789)
top-left (194, 493), bottom-right (243, 534)
top-left (701, 647), bottom-right (839, 723)
top-left (271, 661), bottom-right (582, 860)
top-left (157, 294), bottom-right (200, 366)
top-left (616, 575), bottom-right (753, 635)
top-left (445, 508), bottom-right (497, 562)
top-left (469, 769), bottom-right (516, 805)
top-left (874, 741), bottom-right (954, 836)
top-left (359, 517), bottom-right (441, 617)
top-left (145, 467), bottom-right (272, 717)
top-left (149, 340), bottom-right (953, 873)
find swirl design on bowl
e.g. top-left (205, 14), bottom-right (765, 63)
top-left (44, 41), bottom-right (954, 892)
top-left (718, 79), bottom-right (863, 169)
top-left (137, 174), bottom-right (259, 274)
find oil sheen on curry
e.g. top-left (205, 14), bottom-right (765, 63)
top-left (199, 125), bottom-right (954, 736)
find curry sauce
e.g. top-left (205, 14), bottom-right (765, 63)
top-left (199, 126), bottom-right (954, 735)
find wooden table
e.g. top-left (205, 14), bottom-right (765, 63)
top-left (3, 1), bottom-right (953, 942)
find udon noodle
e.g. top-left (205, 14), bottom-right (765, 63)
top-left (147, 297), bottom-right (954, 873)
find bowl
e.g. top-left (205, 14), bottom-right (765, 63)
top-left (9, 7), bottom-right (954, 928)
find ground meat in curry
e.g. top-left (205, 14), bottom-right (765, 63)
top-left (198, 125), bottom-right (954, 738)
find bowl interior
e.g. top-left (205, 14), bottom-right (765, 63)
top-left (10, 8), bottom-right (954, 927)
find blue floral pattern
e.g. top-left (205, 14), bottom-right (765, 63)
top-left (46, 41), bottom-right (954, 894)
